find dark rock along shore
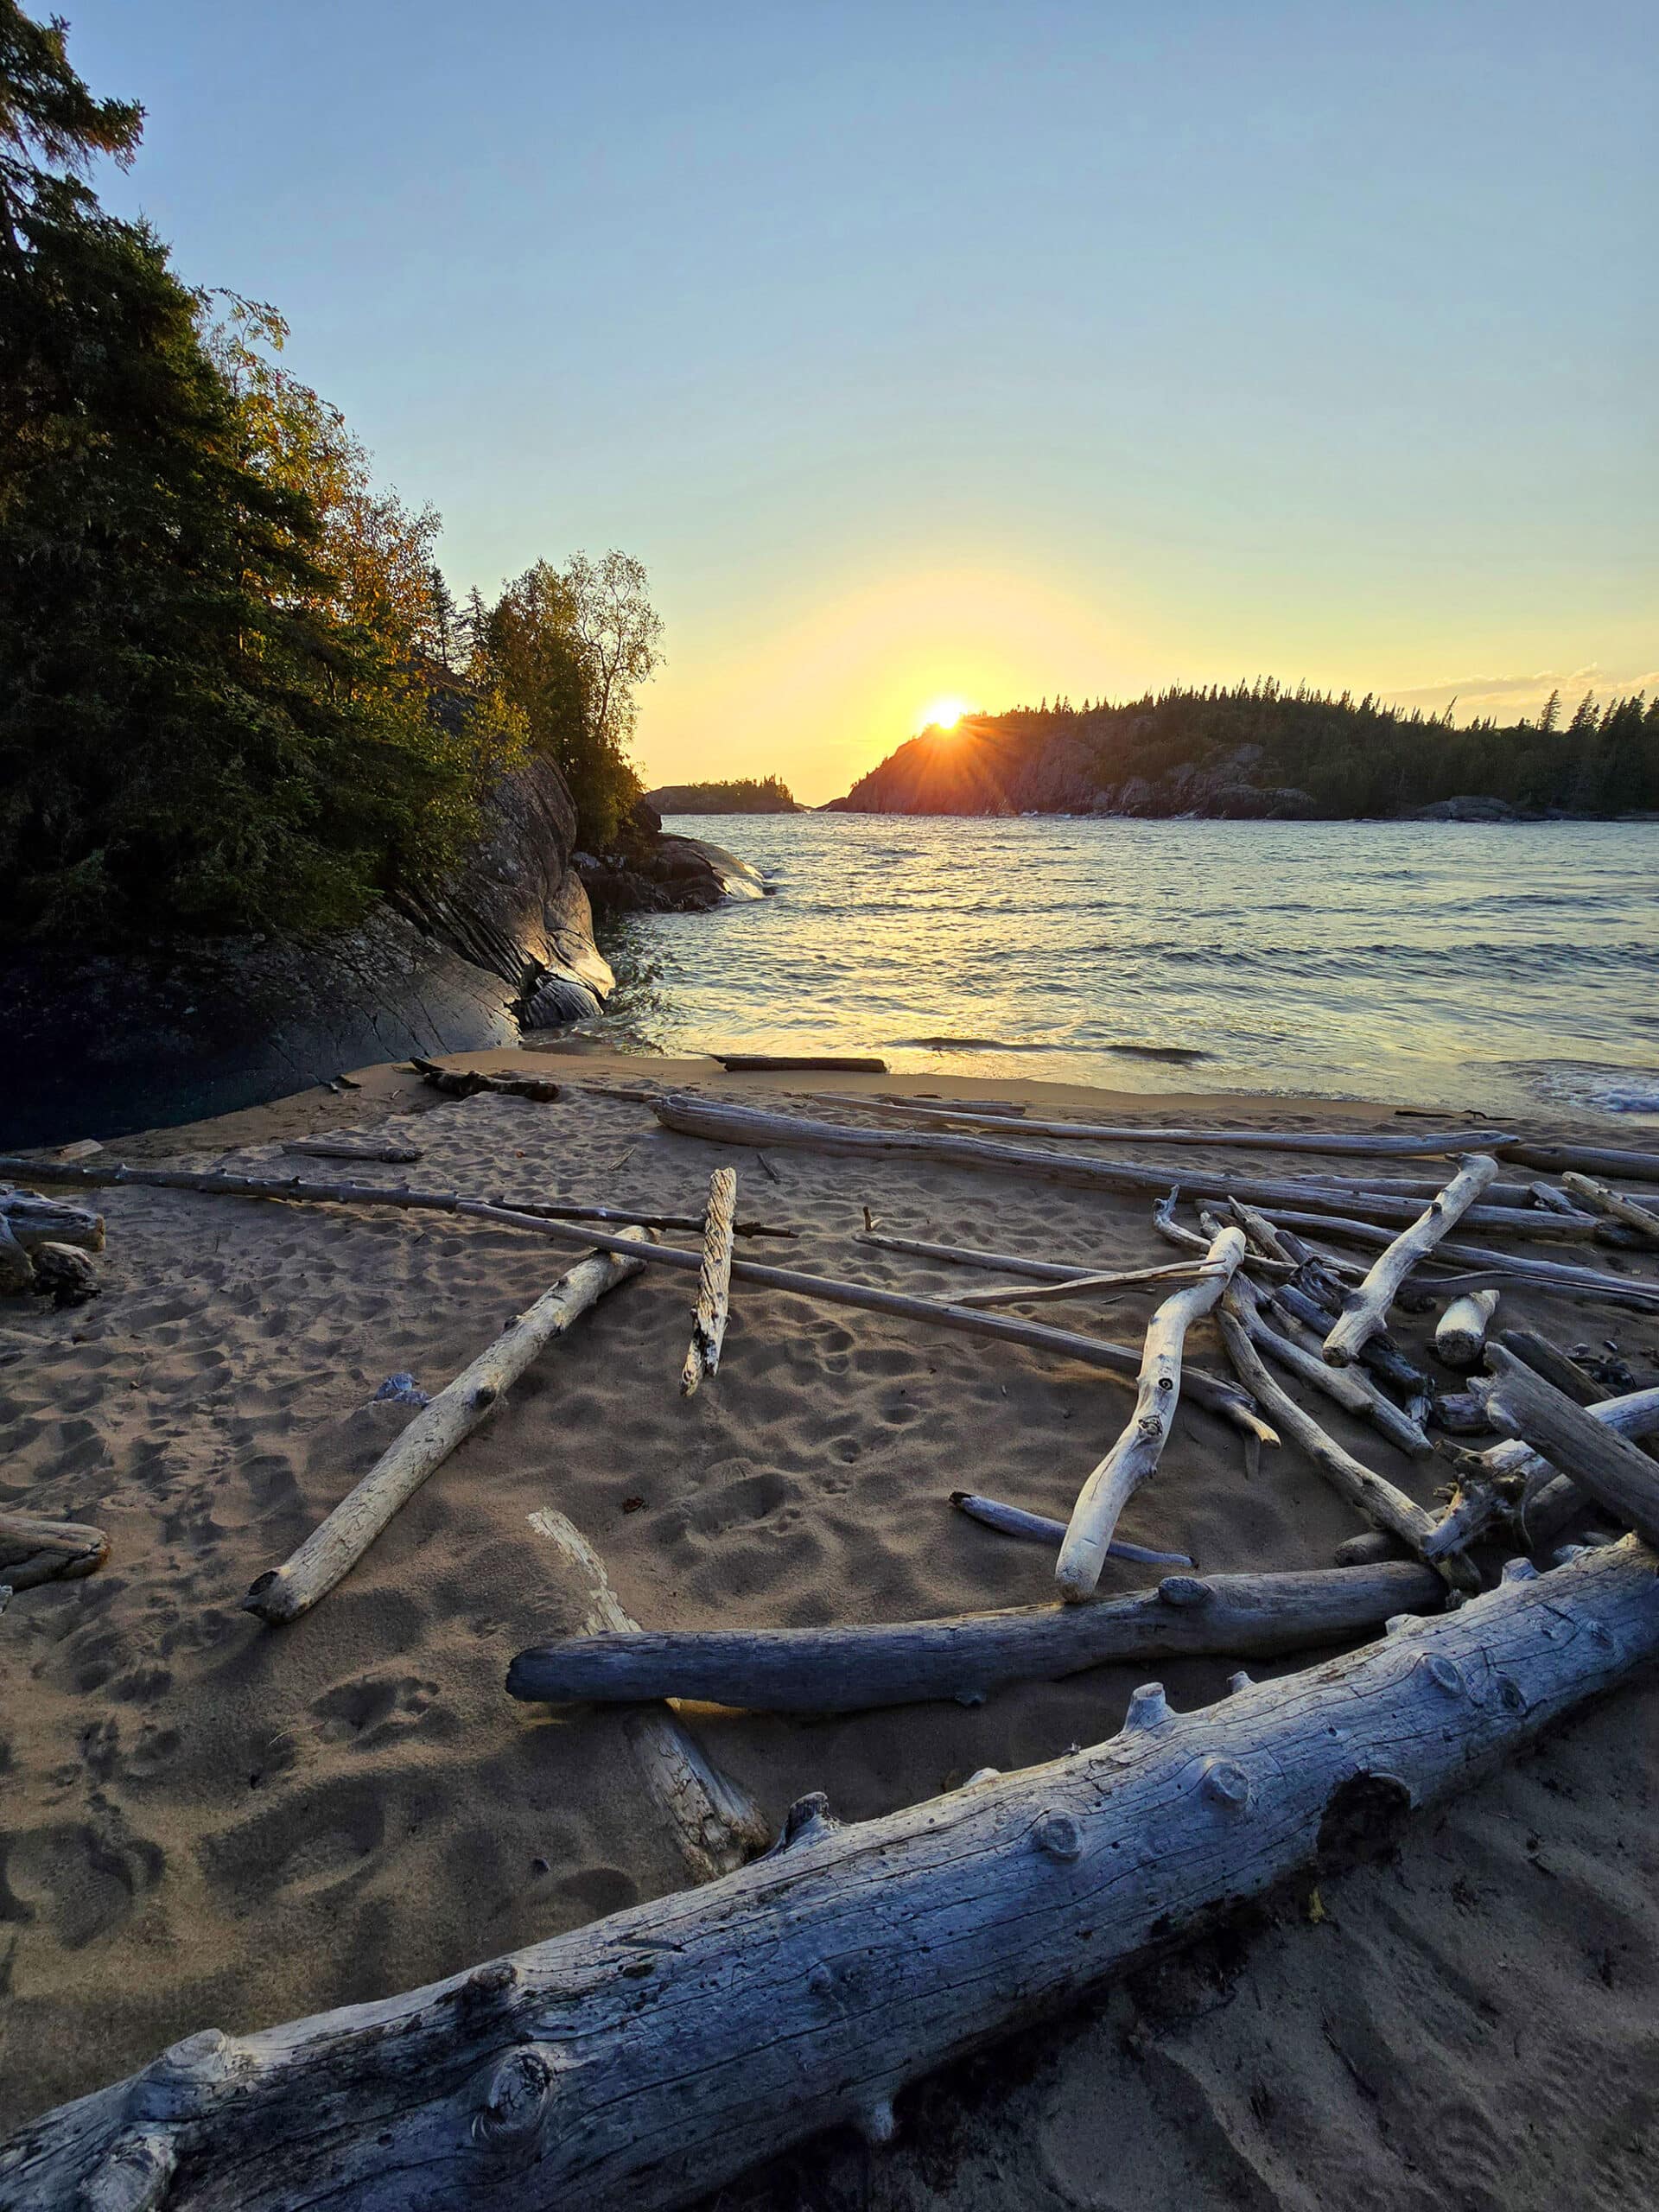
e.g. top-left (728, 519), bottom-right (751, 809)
top-left (1, 769), bottom-right (737, 1148)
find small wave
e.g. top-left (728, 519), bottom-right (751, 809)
top-left (896, 1034), bottom-right (1050, 1052)
top-left (1107, 1042), bottom-right (1211, 1063)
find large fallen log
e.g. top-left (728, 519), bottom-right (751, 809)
top-left (0, 1187), bottom-right (105, 1253)
top-left (1321, 1156), bottom-right (1502, 1366)
top-left (679, 1169), bottom-right (736, 1395)
top-left (11, 1540), bottom-right (1658, 2212)
top-left (1055, 1227), bottom-right (1248, 1599)
top-left (1498, 1138), bottom-right (1659, 1179)
top-left (282, 1138), bottom-right (423, 1165)
top-left (821, 1097), bottom-right (1518, 1156)
top-left (0, 1512), bottom-right (110, 1590)
top-left (1475, 1346), bottom-right (1659, 1548)
top-left (0, 1158), bottom-right (1266, 1433)
top-left (524, 1508), bottom-right (768, 1878)
top-left (244, 1238), bottom-right (647, 1624)
top-left (508, 1558), bottom-right (1443, 1711)
top-left (1423, 1383), bottom-right (1659, 1559)
top-left (642, 1101), bottom-right (1570, 1237)
top-left (1217, 1293), bottom-right (1478, 1592)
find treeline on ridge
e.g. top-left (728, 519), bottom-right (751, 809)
top-left (644, 776), bottom-right (801, 815)
top-left (0, 6), bottom-right (658, 944)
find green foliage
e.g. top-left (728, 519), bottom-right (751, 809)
top-left (477, 551), bottom-right (661, 850)
top-left (974, 677), bottom-right (1659, 817)
top-left (645, 775), bottom-right (799, 813)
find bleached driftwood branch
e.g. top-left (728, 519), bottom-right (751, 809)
top-left (13, 1541), bottom-right (1659, 2212)
top-left (0, 1187), bottom-right (104, 1252)
top-left (680, 1169), bottom-right (737, 1395)
top-left (1497, 1137), bottom-right (1659, 1179)
top-left (642, 1100), bottom-right (1562, 1236)
top-left (244, 1238), bottom-right (647, 1625)
top-left (1496, 1327), bottom-right (1602, 1402)
top-left (1423, 1384), bottom-right (1659, 1559)
top-left (1475, 1346), bottom-right (1659, 1548)
top-left (953, 1260), bottom-right (1207, 1309)
top-left (281, 1138), bottom-right (423, 1165)
top-left (0, 1512), bottom-right (110, 1590)
top-left (1217, 1292), bottom-right (1478, 1591)
top-left (0, 1157), bottom-right (1267, 1433)
top-left (1561, 1171), bottom-right (1659, 1244)
top-left (949, 1491), bottom-right (1194, 1567)
top-left (822, 1096), bottom-right (1517, 1154)
top-left (1055, 1226), bottom-right (1249, 1600)
top-left (1321, 1155), bottom-right (1502, 1366)
top-left (1226, 1275), bottom-right (1430, 1458)
top-left (1246, 1205), bottom-right (1659, 1308)
top-left (1434, 1288), bottom-right (1501, 1369)
top-left (524, 1508), bottom-right (768, 1878)
top-left (508, 1560), bottom-right (1443, 1712)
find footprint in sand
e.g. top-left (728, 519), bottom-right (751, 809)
top-left (308, 1674), bottom-right (449, 1751)
top-left (1, 1817), bottom-right (164, 1949)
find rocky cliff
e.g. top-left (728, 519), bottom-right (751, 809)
top-left (0, 759), bottom-right (734, 1147)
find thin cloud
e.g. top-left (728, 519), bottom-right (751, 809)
top-left (1384, 666), bottom-right (1657, 721)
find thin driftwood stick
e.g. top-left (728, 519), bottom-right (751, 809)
top-left (244, 1237), bottom-right (647, 1625)
top-left (1249, 1206), bottom-right (1659, 1308)
top-left (1496, 1326), bottom-right (1603, 1403)
top-left (504, 1197), bottom-right (794, 1239)
top-left (825, 1096), bottom-right (1518, 1155)
top-left (508, 1559), bottom-right (1443, 1711)
top-left (1227, 1275), bottom-right (1431, 1459)
top-left (1055, 1226), bottom-right (1249, 1600)
top-left (1529, 1180), bottom-right (1585, 1215)
top-left (949, 1491), bottom-right (1194, 1567)
top-left (1321, 1155), bottom-right (1503, 1367)
top-left (0, 1157), bottom-right (1267, 1432)
top-left (681, 1168), bottom-right (737, 1395)
top-left (1217, 1292), bottom-right (1478, 1591)
top-left (642, 1102), bottom-right (1567, 1237)
top-left (1561, 1171), bottom-right (1659, 1244)
top-left (524, 1507), bottom-right (768, 1878)
top-left (0, 1512), bottom-right (110, 1590)
top-left (1474, 1346), bottom-right (1659, 1548)
top-left (1434, 1288), bottom-right (1501, 1370)
top-left (857, 1227), bottom-right (1290, 1284)
top-left (281, 1137), bottom-right (423, 1165)
top-left (952, 1260), bottom-right (1208, 1310)
top-left (14, 1541), bottom-right (1658, 2212)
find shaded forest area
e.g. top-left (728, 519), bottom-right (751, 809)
top-left (645, 776), bottom-right (802, 814)
top-left (836, 680), bottom-right (1659, 818)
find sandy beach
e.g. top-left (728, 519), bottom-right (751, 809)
top-left (3, 1049), bottom-right (1658, 2208)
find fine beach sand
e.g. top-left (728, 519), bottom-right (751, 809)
top-left (4, 1048), bottom-right (1659, 2208)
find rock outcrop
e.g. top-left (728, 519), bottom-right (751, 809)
top-left (575, 799), bottom-right (769, 916)
top-left (0, 761), bottom-right (743, 1147)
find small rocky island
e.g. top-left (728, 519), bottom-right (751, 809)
top-left (645, 776), bottom-right (803, 814)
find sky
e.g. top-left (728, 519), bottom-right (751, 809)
top-left (73, 1), bottom-right (1656, 803)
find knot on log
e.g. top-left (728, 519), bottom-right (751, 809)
top-left (1122, 1682), bottom-right (1173, 1732)
top-left (1199, 1758), bottom-right (1253, 1812)
top-left (1421, 1653), bottom-right (1467, 1698)
top-left (458, 1961), bottom-right (518, 2006)
top-left (1496, 1672), bottom-right (1529, 1713)
top-left (1500, 1558), bottom-right (1541, 1584)
top-left (1157, 1575), bottom-right (1211, 1610)
top-left (473, 2045), bottom-right (557, 2149)
top-left (1032, 1810), bottom-right (1084, 1862)
top-left (472, 1383), bottom-right (499, 1410)
top-left (1384, 1613), bottom-right (1413, 1636)
top-left (79, 2128), bottom-right (175, 2212)
top-left (1227, 1669), bottom-right (1255, 1694)
top-left (126, 2029), bottom-right (245, 2122)
top-left (769, 1792), bottom-right (840, 1854)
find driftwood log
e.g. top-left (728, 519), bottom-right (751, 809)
top-left (1228, 1276), bottom-right (1430, 1458)
top-left (1424, 1385), bottom-right (1659, 1560)
top-left (716, 1053), bottom-right (888, 1071)
top-left (1475, 1346), bottom-right (1659, 1548)
top-left (0, 1218), bottom-right (32, 1293)
top-left (1055, 1227), bottom-right (1248, 1599)
top-left (282, 1138), bottom-right (424, 1165)
top-left (0, 1158), bottom-right (1268, 1433)
top-left (1498, 1138), bottom-right (1659, 1179)
top-left (680, 1169), bottom-right (736, 1395)
top-left (1496, 1327), bottom-right (1603, 1403)
top-left (827, 1097), bottom-right (1517, 1155)
top-left (524, 1508), bottom-right (768, 1878)
top-left (949, 1491), bottom-right (1194, 1567)
top-left (1434, 1288), bottom-right (1501, 1369)
top-left (953, 1260), bottom-right (1206, 1310)
top-left (1562, 1171), bottom-right (1659, 1243)
top-left (507, 1559), bottom-right (1444, 1712)
top-left (1250, 1207), bottom-right (1659, 1308)
top-left (499, 1197), bottom-right (795, 1240)
top-left (644, 1100), bottom-right (1567, 1237)
top-left (29, 1243), bottom-right (101, 1305)
top-left (13, 1541), bottom-right (1659, 2212)
top-left (0, 1512), bottom-right (110, 1590)
top-left (245, 1239), bottom-right (647, 1625)
top-left (1321, 1155), bottom-right (1502, 1366)
top-left (856, 1228), bottom-right (1291, 1284)
top-left (410, 1058), bottom-right (563, 1103)
top-left (0, 1187), bottom-right (104, 1252)
top-left (1217, 1293), bottom-right (1478, 1592)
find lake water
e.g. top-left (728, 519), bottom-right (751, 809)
top-left (589, 814), bottom-right (1659, 1123)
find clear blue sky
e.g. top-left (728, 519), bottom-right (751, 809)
top-left (73, 0), bottom-right (1656, 798)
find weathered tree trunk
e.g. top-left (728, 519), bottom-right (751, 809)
top-left (524, 1508), bottom-right (768, 1878)
top-left (955, 1261), bottom-right (1205, 1310)
top-left (643, 1101), bottom-right (1562, 1236)
top-left (1217, 1294), bottom-right (1478, 1592)
top-left (1422, 1385), bottom-right (1659, 1560)
top-left (1229, 1276), bottom-right (1430, 1458)
top-left (1498, 1138), bottom-right (1659, 1179)
top-left (949, 1491), bottom-right (1193, 1567)
top-left (11, 1541), bottom-right (1659, 2212)
top-left (0, 1512), bottom-right (110, 1590)
top-left (1496, 1326), bottom-right (1602, 1403)
top-left (0, 1187), bottom-right (104, 1252)
top-left (1434, 1288), bottom-right (1500, 1369)
top-left (0, 1217), bottom-right (33, 1293)
top-left (1561, 1172), bottom-right (1659, 1244)
top-left (680, 1170), bottom-right (737, 1395)
top-left (0, 1160), bottom-right (1267, 1431)
top-left (1056, 1229), bottom-right (1248, 1599)
top-left (411, 1059), bottom-right (562, 1102)
top-left (508, 1559), bottom-right (1443, 1712)
top-left (244, 1240), bottom-right (646, 1625)
top-left (1321, 1156), bottom-right (1503, 1366)
top-left (823, 1098), bottom-right (1517, 1156)
top-left (1253, 1207), bottom-right (1659, 1308)
top-left (1475, 1347), bottom-right (1659, 1547)
top-left (281, 1139), bottom-right (424, 1165)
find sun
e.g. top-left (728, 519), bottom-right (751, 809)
top-left (915, 694), bottom-right (972, 734)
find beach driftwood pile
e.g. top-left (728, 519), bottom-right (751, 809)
top-left (6, 1079), bottom-right (1659, 2211)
